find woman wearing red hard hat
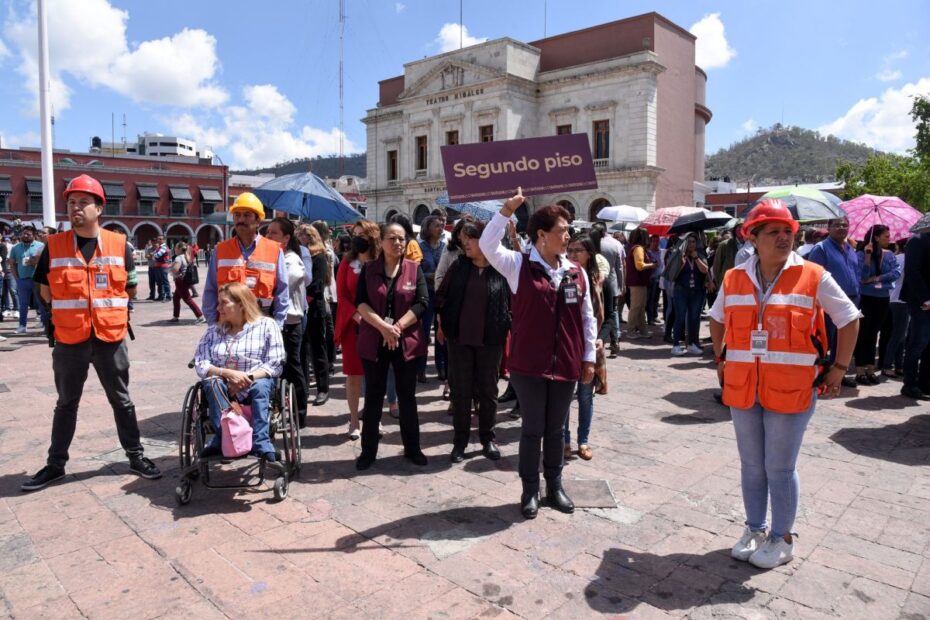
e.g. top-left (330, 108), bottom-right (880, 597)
top-left (708, 198), bottom-right (859, 569)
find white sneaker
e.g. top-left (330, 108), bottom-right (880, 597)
top-left (378, 422), bottom-right (385, 438)
top-left (749, 535), bottom-right (794, 569)
top-left (687, 344), bottom-right (703, 356)
top-left (348, 425), bottom-right (360, 440)
top-left (0, 335), bottom-right (6, 341)
top-left (731, 527), bottom-right (767, 561)
top-left (671, 345), bottom-right (686, 356)
top-left (14, 325), bottom-right (26, 335)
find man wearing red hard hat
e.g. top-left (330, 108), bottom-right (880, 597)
top-left (22, 174), bottom-right (161, 492)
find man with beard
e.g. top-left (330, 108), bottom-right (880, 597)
top-left (201, 192), bottom-right (288, 328)
top-left (22, 174), bottom-right (161, 491)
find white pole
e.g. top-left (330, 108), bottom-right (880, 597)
top-left (37, 0), bottom-right (56, 228)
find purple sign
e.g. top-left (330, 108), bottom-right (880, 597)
top-left (440, 134), bottom-right (598, 202)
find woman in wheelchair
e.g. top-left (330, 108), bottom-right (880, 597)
top-left (193, 282), bottom-right (285, 461)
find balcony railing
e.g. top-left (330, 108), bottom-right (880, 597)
top-left (387, 179), bottom-right (400, 188)
top-left (415, 169), bottom-right (428, 179)
top-left (593, 158), bottom-right (610, 169)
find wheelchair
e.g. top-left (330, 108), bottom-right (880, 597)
top-left (175, 376), bottom-right (302, 504)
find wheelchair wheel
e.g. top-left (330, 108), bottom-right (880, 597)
top-left (175, 480), bottom-right (193, 505)
top-left (179, 383), bottom-right (203, 472)
top-left (273, 475), bottom-right (288, 501)
top-left (277, 380), bottom-right (301, 476)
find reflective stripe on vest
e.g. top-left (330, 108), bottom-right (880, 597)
top-left (724, 294), bottom-right (756, 307)
top-left (52, 299), bottom-right (89, 309)
top-left (50, 257), bottom-right (85, 268)
top-left (247, 260), bottom-right (276, 271)
top-left (214, 237), bottom-right (279, 301)
top-left (217, 258), bottom-right (245, 268)
top-left (726, 349), bottom-right (819, 365)
top-left (92, 297), bottom-right (130, 308)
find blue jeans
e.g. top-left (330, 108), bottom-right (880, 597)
top-left (902, 304), bottom-right (930, 391)
top-left (672, 284), bottom-right (704, 346)
top-left (563, 381), bottom-right (594, 445)
top-left (1, 272), bottom-right (17, 312)
top-left (201, 376), bottom-right (276, 454)
top-left (17, 278), bottom-right (48, 328)
top-left (731, 394), bottom-right (815, 538)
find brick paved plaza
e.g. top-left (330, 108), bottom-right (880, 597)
top-left (0, 285), bottom-right (928, 619)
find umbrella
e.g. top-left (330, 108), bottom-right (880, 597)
top-left (839, 195), bottom-right (924, 241)
top-left (596, 204), bottom-right (649, 223)
top-left (253, 172), bottom-right (361, 223)
top-left (757, 187), bottom-right (844, 222)
top-left (435, 192), bottom-right (512, 222)
top-left (609, 221), bottom-right (640, 233)
top-left (641, 206), bottom-right (706, 235)
top-left (667, 210), bottom-right (732, 234)
top-left (910, 211), bottom-right (930, 234)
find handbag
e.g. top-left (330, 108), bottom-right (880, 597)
top-left (220, 401), bottom-right (253, 457)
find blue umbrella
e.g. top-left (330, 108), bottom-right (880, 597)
top-left (435, 192), bottom-right (513, 222)
top-left (253, 172), bottom-right (361, 223)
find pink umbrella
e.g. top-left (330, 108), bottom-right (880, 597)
top-left (641, 206), bottom-right (706, 236)
top-left (839, 195), bottom-right (923, 241)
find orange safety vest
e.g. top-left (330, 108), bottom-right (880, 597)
top-left (47, 229), bottom-right (130, 345)
top-left (214, 236), bottom-right (280, 305)
top-left (721, 260), bottom-right (829, 414)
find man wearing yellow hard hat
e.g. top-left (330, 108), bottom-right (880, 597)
top-left (201, 192), bottom-right (289, 328)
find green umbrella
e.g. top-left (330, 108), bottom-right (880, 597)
top-left (757, 187), bottom-right (844, 222)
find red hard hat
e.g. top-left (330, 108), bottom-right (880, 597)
top-left (741, 198), bottom-right (798, 237)
top-left (63, 174), bottom-right (106, 206)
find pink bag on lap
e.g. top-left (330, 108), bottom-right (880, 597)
top-left (221, 402), bottom-right (253, 458)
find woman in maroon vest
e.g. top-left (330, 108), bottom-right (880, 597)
top-left (355, 222), bottom-right (430, 470)
top-left (479, 189), bottom-right (598, 519)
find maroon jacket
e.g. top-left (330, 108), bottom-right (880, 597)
top-left (508, 258), bottom-right (587, 382)
top-left (356, 256), bottom-right (427, 362)
top-left (625, 245), bottom-right (650, 287)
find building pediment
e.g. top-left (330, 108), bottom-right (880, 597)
top-left (398, 60), bottom-right (503, 101)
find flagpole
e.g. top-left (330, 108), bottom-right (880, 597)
top-left (37, 0), bottom-right (56, 227)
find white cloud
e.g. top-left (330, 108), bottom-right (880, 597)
top-left (395, 3), bottom-right (406, 13)
top-left (689, 13), bottom-right (736, 70)
top-left (3, 0), bottom-right (227, 115)
top-left (0, 129), bottom-right (40, 148)
top-left (876, 68), bottom-right (902, 82)
top-left (164, 85), bottom-right (358, 169)
top-left (818, 77), bottom-right (930, 153)
top-left (741, 118), bottom-right (757, 133)
top-left (435, 23), bottom-right (487, 53)
top-left (0, 37), bottom-right (10, 62)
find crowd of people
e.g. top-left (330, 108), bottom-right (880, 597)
top-left (8, 174), bottom-right (930, 574)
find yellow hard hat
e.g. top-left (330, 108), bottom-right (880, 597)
top-left (230, 192), bottom-right (265, 220)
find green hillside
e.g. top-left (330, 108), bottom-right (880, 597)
top-left (234, 153), bottom-right (366, 178)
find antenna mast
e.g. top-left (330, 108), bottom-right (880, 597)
top-left (339, 0), bottom-right (345, 176)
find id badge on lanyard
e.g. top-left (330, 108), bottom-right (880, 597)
top-left (753, 264), bottom-right (784, 357)
top-left (95, 272), bottom-right (109, 289)
top-left (563, 282), bottom-right (579, 305)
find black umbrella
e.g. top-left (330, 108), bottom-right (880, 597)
top-left (667, 210), bottom-right (732, 234)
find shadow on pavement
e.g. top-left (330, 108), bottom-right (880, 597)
top-left (829, 414), bottom-right (930, 466)
top-left (658, 388), bottom-right (730, 425)
top-left (585, 547), bottom-right (757, 614)
top-left (842, 394), bottom-right (925, 411)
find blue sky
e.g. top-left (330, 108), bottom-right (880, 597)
top-left (1, 0), bottom-right (928, 169)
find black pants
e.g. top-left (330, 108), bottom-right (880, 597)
top-left (510, 372), bottom-right (576, 491)
top-left (448, 342), bottom-right (502, 449)
top-left (326, 302), bottom-right (337, 371)
top-left (282, 321), bottom-right (308, 418)
top-left (360, 348), bottom-right (421, 458)
top-left (854, 295), bottom-right (890, 368)
top-left (48, 337), bottom-right (143, 468)
top-left (302, 299), bottom-right (330, 392)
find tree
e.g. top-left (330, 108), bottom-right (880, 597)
top-left (911, 95), bottom-right (930, 165)
top-left (836, 154), bottom-right (930, 212)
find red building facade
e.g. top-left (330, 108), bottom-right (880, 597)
top-left (0, 147), bottom-right (228, 249)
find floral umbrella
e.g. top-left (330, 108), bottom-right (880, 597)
top-left (839, 194), bottom-right (923, 241)
top-left (641, 206), bottom-right (706, 236)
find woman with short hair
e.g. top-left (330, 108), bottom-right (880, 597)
top-left (298, 224), bottom-right (332, 406)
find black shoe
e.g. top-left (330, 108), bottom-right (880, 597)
top-left (866, 373), bottom-right (881, 385)
top-left (712, 391), bottom-right (723, 404)
top-left (298, 412), bottom-right (307, 429)
top-left (498, 384), bottom-right (516, 403)
top-left (841, 376), bottom-right (858, 388)
top-left (404, 450), bottom-right (428, 466)
top-left (509, 403), bottom-right (521, 419)
top-left (261, 451), bottom-right (277, 463)
top-left (199, 445), bottom-right (222, 459)
top-left (437, 368), bottom-right (447, 382)
top-left (521, 491), bottom-right (539, 519)
top-left (450, 446), bottom-right (466, 463)
top-left (900, 386), bottom-right (930, 400)
top-left (129, 456), bottom-right (162, 480)
top-left (482, 441), bottom-right (501, 460)
top-left (855, 374), bottom-right (871, 386)
top-left (21, 465), bottom-right (66, 492)
top-left (356, 453), bottom-right (376, 470)
top-left (312, 391), bottom-right (329, 406)
top-left (546, 483), bottom-right (575, 514)
top-left (417, 371), bottom-right (428, 384)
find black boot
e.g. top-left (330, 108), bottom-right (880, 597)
top-left (546, 481), bottom-right (575, 514)
top-left (520, 483), bottom-right (539, 519)
top-left (498, 383), bottom-right (516, 403)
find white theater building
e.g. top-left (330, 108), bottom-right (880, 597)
top-left (362, 12), bottom-right (712, 225)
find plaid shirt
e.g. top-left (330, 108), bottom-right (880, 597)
top-left (194, 317), bottom-right (284, 380)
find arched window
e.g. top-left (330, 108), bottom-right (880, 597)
top-left (413, 204), bottom-right (431, 226)
top-left (589, 198), bottom-right (611, 222)
top-left (557, 200), bottom-right (576, 220)
top-left (384, 209), bottom-right (399, 223)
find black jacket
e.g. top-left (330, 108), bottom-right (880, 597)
top-left (901, 232), bottom-right (930, 306)
top-left (437, 255), bottom-right (511, 346)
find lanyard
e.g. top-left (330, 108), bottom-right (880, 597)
top-left (754, 262), bottom-right (786, 330)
